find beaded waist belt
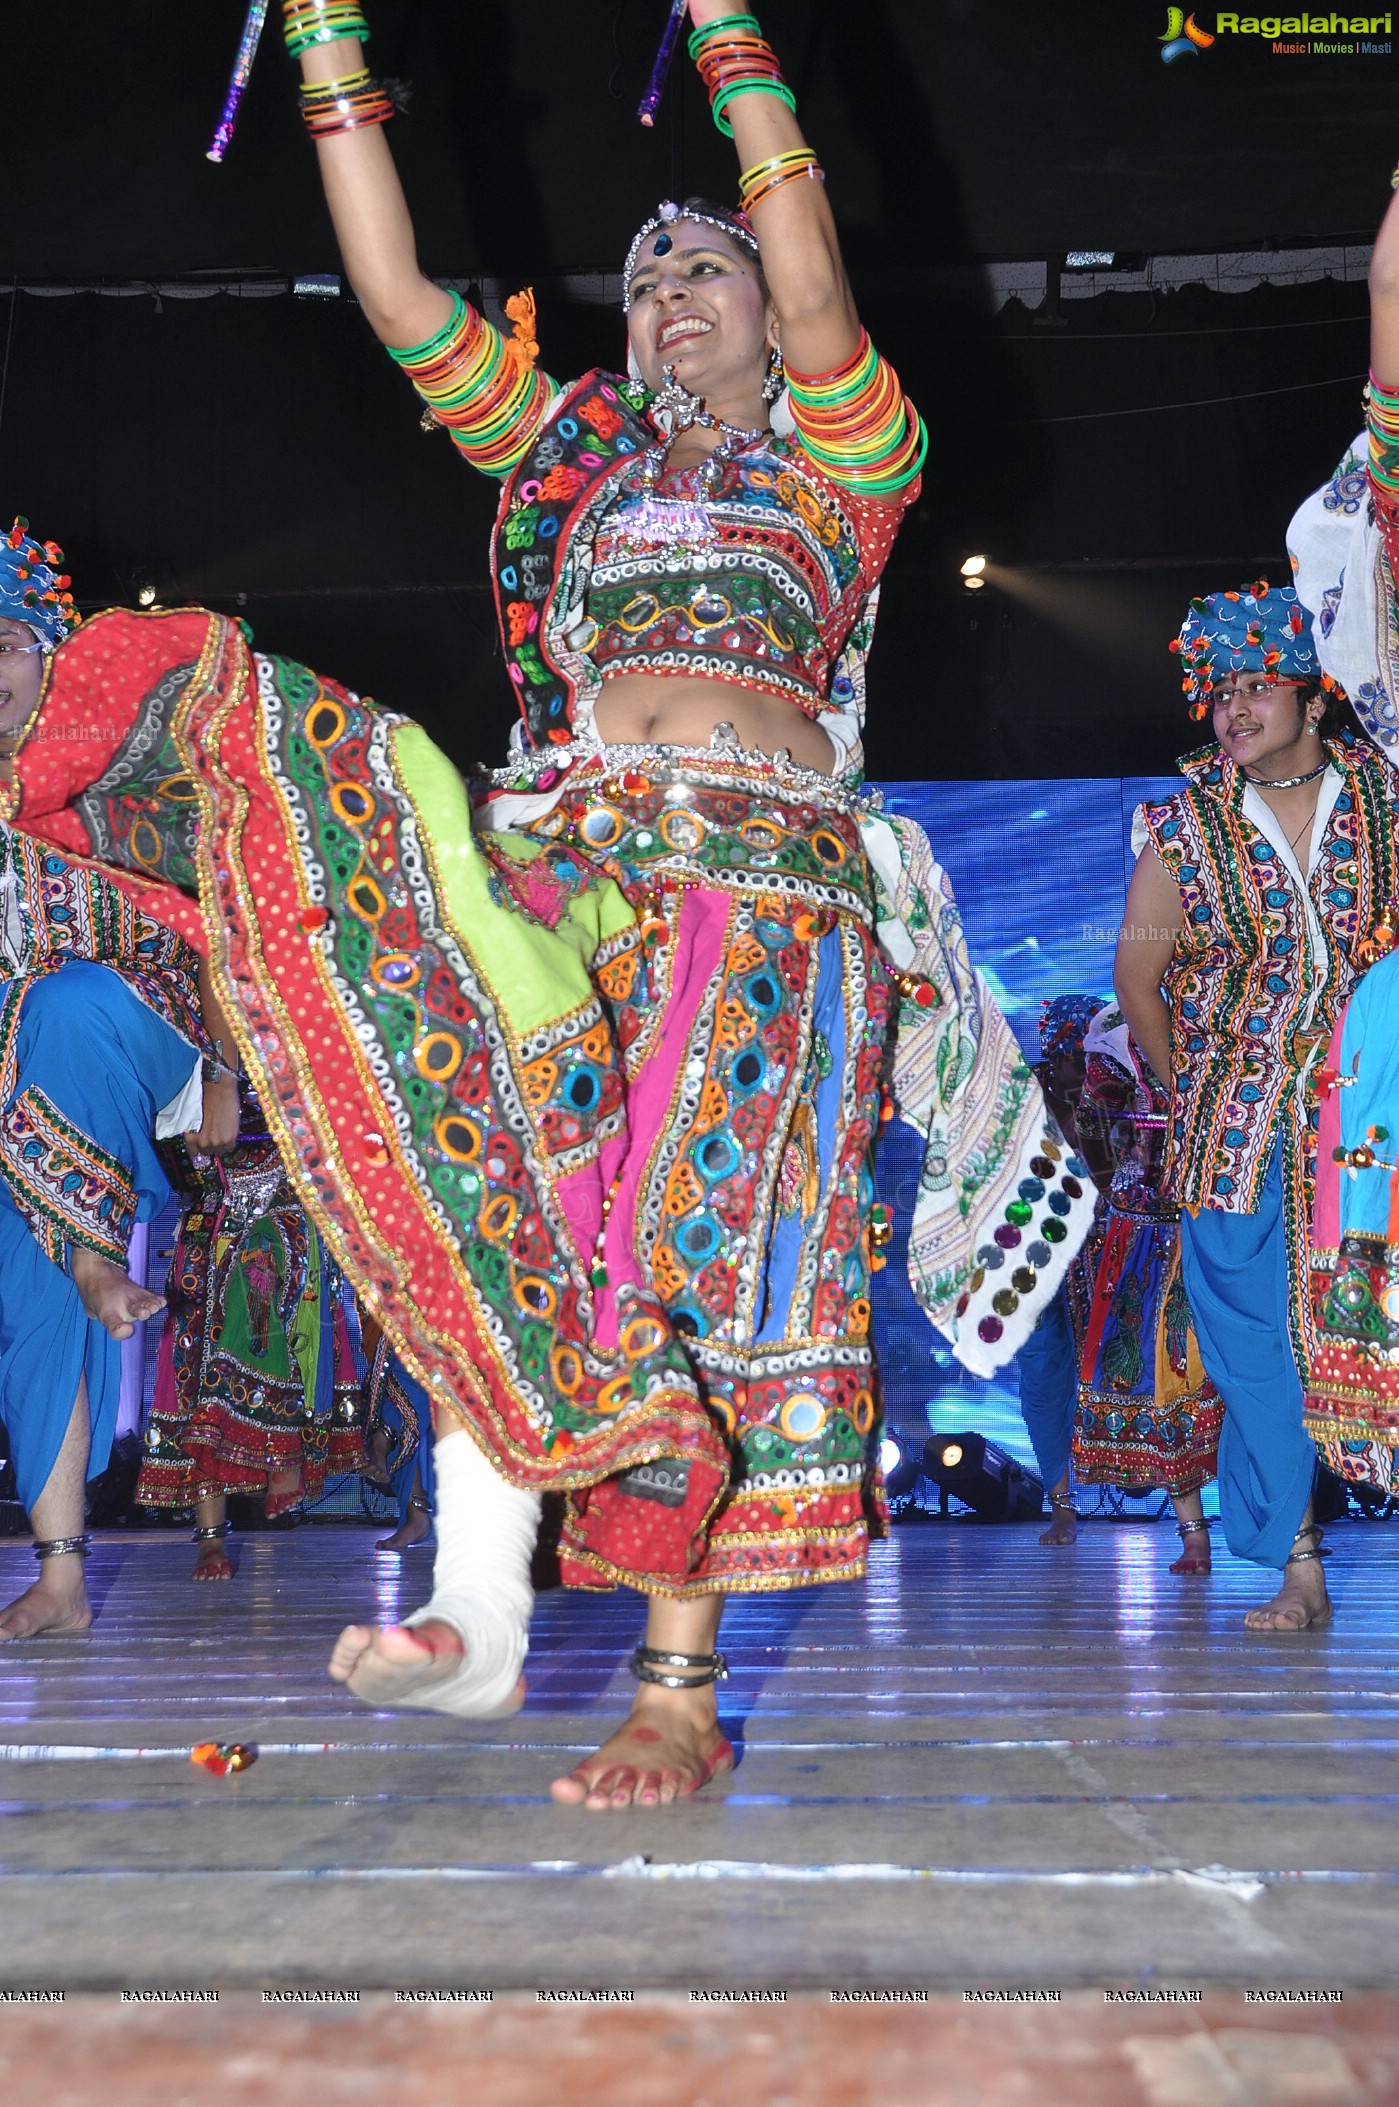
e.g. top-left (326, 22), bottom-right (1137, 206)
top-left (519, 742), bottom-right (877, 927)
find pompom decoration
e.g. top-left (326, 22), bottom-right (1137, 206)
top-left (1171, 579), bottom-right (1327, 714)
top-left (0, 520), bottom-right (80, 648)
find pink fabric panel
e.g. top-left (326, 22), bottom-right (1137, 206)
top-left (552, 888), bottom-right (731, 1350)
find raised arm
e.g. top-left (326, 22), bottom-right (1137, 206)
top-left (1370, 182), bottom-right (1399, 392)
top-left (687, 1), bottom-right (924, 498)
top-left (1112, 849), bottom-right (1183, 1093)
top-left (284, 5), bottom-right (556, 478)
top-left (289, 9), bottom-right (450, 348)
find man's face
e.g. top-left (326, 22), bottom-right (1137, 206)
top-left (0, 617), bottom-right (45, 731)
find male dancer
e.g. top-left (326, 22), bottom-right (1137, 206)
top-left (0, 525), bottom-right (238, 1640)
top-left (1115, 582), bottom-right (1395, 1631)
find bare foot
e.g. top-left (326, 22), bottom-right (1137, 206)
top-left (265, 1467), bottom-right (303, 1520)
top-left (192, 1539), bottom-right (234, 1583)
top-left (69, 1247), bottom-right (164, 1341)
top-left (550, 1692), bottom-right (735, 1811)
top-left (327, 1618), bottom-right (526, 1714)
top-left (363, 1428), bottom-right (393, 1493)
top-left (375, 1505), bottom-right (431, 1553)
top-left (0, 1573), bottom-right (92, 1641)
top-left (1170, 1529), bottom-right (1212, 1576)
top-left (1039, 1508), bottom-right (1077, 1546)
top-left (1244, 1557), bottom-right (1332, 1632)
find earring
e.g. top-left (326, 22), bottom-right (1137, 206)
top-left (1307, 719), bottom-right (1320, 735)
top-left (762, 345), bottom-right (785, 406)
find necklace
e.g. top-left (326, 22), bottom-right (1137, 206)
top-left (639, 364), bottom-right (768, 499)
top-left (1242, 757), bottom-right (1328, 791)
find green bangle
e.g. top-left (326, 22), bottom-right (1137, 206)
top-left (688, 13), bottom-right (763, 56)
top-left (283, 4), bottom-right (371, 60)
top-left (711, 78), bottom-right (797, 137)
top-left (388, 292), bottom-right (468, 367)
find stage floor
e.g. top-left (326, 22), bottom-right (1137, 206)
top-left (1, 1518), bottom-right (1397, 1993)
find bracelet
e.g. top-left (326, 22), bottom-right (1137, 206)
top-left (299, 67), bottom-right (395, 136)
top-left (786, 329), bottom-right (929, 493)
top-left (690, 11), bottom-right (795, 138)
top-left (282, 0), bottom-right (370, 58)
top-left (739, 149), bottom-right (824, 212)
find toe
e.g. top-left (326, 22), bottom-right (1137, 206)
top-left (549, 1771), bottom-right (590, 1806)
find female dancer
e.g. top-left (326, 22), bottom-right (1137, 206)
top-left (1290, 173), bottom-right (1399, 1499)
top-left (281, 0), bottom-right (1093, 1805)
top-left (2, 9), bottom-right (1093, 1792)
top-left (1071, 1004), bottom-right (1223, 1574)
top-left (137, 1104), bottom-right (368, 1582)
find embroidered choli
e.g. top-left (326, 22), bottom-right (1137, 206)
top-left (388, 296), bottom-right (919, 758)
top-left (1137, 740), bottom-right (1397, 1212)
top-left (582, 438), bottom-right (907, 719)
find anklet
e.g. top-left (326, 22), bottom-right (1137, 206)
top-left (1048, 1493), bottom-right (1078, 1515)
top-left (408, 1496), bottom-right (433, 1517)
top-left (630, 1644), bottom-right (729, 1689)
top-left (33, 1534), bottom-right (91, 1561)
top-left (192, 1521), bottom-right (232, 1544)
top-left (1175, 1519), bottom-right (1210, 1537)
top-left (1285, 1522), bottom-right (1329, 1565)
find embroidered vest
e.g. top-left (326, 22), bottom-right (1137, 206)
top-left (1140, 740), bottom-right (1396, 1211)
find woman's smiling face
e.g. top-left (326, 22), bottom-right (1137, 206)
top-left (625, 220), bottom-right (774, 401)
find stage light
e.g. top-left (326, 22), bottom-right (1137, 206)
top-left (1064, 249), bottom-right (1115, 270)
top-left (879, 1430), bottom-right (922, 1504)
top-left (923, 1430), bottom-right (1043, 1522)
top-left (959, 555), bottom-right (987, 577)
top-left (963, 576), bottom-right (985, 591)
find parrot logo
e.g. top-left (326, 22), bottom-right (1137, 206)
top-left (1160, 8), bottom-right (1216, 58)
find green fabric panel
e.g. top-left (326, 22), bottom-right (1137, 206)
top-left (392, 722), bottom-right (632, 1032)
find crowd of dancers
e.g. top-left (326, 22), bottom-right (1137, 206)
top-left (0, 0), bottom-right (1397, 1807)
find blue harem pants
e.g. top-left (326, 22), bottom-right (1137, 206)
top-left (0, 964), bottom-right (197, 1515)
top-left (1178, 1139), bottom-right (1314, 1569)
top-left (1016, 1285), bottom-right (1076, 1491)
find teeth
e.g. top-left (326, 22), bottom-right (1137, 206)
top-left (659, 321), bottom-right (711, 348)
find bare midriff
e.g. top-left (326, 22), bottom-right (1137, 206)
top-left (592, 672), bottom-right (836, 775)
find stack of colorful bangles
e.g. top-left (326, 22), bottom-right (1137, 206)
top-left (786, 329), bottom-right (928, 495)
top-left (739, 149), bottom-right (824, 213)
top-left (389, 292), bottom-right (553, 480)
top-left (298, 66), bottom-right (394, 137)
top-left (282, 0), bottom-right (370, 56)
top-left (690, 11), bottom-right (796, 135)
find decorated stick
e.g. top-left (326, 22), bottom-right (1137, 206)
top-left (637, 0), bottom-right (690, 127)
top-left (207, 0), bottom-right (272, 163)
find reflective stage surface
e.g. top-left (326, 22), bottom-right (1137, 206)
top-left (1, 1519), bottom-right (1397, 1992)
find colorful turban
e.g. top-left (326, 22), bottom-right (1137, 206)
top-left (1168, 579), bottom-right (1323, 722)
top-left (1039, 994), bottom-right (1105, 1063)
top-left (0, 519), bottom-right (79, 649)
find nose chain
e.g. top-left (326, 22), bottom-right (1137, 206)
top-left (639, 363), bottom-right (766, 498)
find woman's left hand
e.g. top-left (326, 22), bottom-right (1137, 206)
top-left (185, 1076), bottom-right (241, 1162)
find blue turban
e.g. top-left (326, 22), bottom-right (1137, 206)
top-left (0, 519), bottom-right (78, 649)
top-left (1170, 580), bottom-right (1321, 721)
top-left (1040, 994), bottom-right (1104, 1062)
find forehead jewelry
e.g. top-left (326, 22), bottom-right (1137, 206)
top-left (622, 199), bottom-right (759, 310)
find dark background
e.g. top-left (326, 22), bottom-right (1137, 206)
top-left (3, 1), bottom-right (1394, 778)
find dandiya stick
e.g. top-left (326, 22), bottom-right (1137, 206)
top-left (637, 0), bottom-right (690, 127)
top-left (207, 0), bottom-right (272, 164)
